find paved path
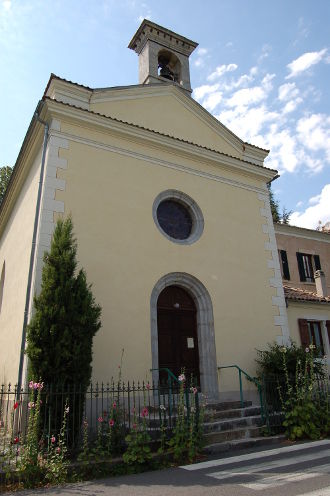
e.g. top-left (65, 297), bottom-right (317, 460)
top-left (14, 439), bottom-right (330, 496)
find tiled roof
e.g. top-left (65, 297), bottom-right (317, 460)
top-left (284, 285), bottom-right (330, 303)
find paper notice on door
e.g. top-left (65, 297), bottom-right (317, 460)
top-left (187, 337), bottom-right (194, 348)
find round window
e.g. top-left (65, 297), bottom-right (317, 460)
top-left (153, 190), bottom-right (204, 245)
top-left (157, 200), bottom-right (192, 240)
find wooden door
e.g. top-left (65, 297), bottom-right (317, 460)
top-left (157, 285), bottom-right (200, 385)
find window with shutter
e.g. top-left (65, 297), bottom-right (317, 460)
top-left (296, 253), bottom-right (321, 282)
top-left (298, 319), bottom-right (310, 348)
top-left (279, 250), bottom-right (290, 280)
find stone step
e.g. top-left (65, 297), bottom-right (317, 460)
top-left (204, 425), bottom-right (262, 444)
top-left (205, 400), bottom-right (252, 412)
top-left (203, 434), bottom-right (286, 455)
top-left (204, 405), bottom-right (261, 421)
top-left (203, 415), bottom-right (262, 433)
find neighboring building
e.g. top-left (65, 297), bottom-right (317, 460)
top-left (275, 223), bottom-right (330, 372)
top-left (0, 20), bottom-right (291, 399)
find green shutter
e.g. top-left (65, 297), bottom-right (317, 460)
top-left (314, 255), bottom-right (321, 271)
top-left (280, 250), bottom-right (290, 280)
top-left (296, 253), bottom-right (306, 282)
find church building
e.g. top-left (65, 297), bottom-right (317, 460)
top-left (0, 20), bottom-right (292, 400)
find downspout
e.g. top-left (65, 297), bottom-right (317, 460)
top-left (17, 111), bottom-right (49, 393)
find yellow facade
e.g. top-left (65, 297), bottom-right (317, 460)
top-left (0, 75), bottom-right (288, 400)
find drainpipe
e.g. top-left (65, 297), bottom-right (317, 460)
top-left (17, 111), bottom-right (49, 394)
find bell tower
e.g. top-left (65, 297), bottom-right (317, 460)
top-left (128, 20), bottom-right (198, 95)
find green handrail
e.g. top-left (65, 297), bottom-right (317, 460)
top-left (150, 368), bottom-right (191, 420)
top-left (218, 365), bottom-right (265, 423)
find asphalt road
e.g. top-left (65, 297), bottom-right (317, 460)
top-left (13, 439), bottom-right (330, 496)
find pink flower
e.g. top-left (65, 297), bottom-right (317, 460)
top-left (13, 437), bottom-right (19, 444)
top-left (190, 387), bottom-right (198, 395)
top-left (113, 402), bottom-right (117, 409)
top-left (13, 401), bottom-right (19, 410)
top-left (146, 383), bottom-right (151, 390)
top-left (132, 423), bottom-right (137, 430)
top-left (109, 419), bottom-right (115, 427)
top-left (51, 436), bottom-right (56, 444)
top-left (56, 447), bottom-right (61, 454)
top-left (29, 381), bottom-right (34, 389)
top-left (28, 402), bottom-right (35, 409)
top-left (98, 416), bottom-right (104, 423)
top-left (141, 407), bottom-right (149, 418)
top-left (178, 374), bottom-right (185, 382)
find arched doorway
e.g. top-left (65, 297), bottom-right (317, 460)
top-left (157, 285), bottom-right (200, 385)
top-left (150, 272), bottom-right (219, 400)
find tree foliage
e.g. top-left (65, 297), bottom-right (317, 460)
top-left (0, 166), bottom-right (13, 205)
top-left (26, 217), bottom-right (101, 388)
top-left (267, 183), bottom-right (292, 224)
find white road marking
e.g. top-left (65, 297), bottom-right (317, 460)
top-left (180, 439), bottom-right (330, 471)
top-left (296, 488), bottom-right (330, 496)
top-left (242, 471), bottom-right (322, 490)
top-left (206, 450), bottom-right (330, 481)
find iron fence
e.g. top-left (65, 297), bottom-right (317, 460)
top-left (261, 374), bottom-right (330, 433)
top-left (0, 379), bottom-right (199, 472)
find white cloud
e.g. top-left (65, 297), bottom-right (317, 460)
top-left (296, 113), bottom-right (330, 161)
top-left (218, 105), bottom-right (279, 143)
top-left (1, 0), bottom-right (11, 11)
top-left (193, 47), bottom-right (209, 67)
top-left (207, 63), bottom-right (238, 82)
top-left (193, 83), bottom-right (220, 101)
top-left (286, 48), bottom-right (328, 79)
top-left (296, 201), bottom-right (303, 208)
top-left (309, 193), bottom-right (321, 205)
top-left (282, 97), bottom-right (303, 114)
top-left (203, 92), bottom-right (222, 111)
top-left (290, 184), bottom-right (330, 229)
top-left (226, 73), bottom-right (274, 108)
top-left (278, 82), bottom-right (299, 101)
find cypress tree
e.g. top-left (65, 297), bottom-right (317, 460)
top-left (26, 217), bottom-right (101, 441)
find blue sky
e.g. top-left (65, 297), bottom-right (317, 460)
top-left (1, 0), bottom-right (329, 229)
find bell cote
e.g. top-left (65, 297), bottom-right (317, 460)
top-left (128, 20), bottom-right (198, 95)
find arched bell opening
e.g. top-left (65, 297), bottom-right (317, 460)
top-left (157, 49), bottom-right (181, 84)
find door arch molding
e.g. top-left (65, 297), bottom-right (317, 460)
top-left (150, 272), bottom-right (219, 399)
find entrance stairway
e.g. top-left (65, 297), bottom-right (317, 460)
top-left (202, 399), bottom-right (285, 455)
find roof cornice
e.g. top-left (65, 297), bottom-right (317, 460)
top-left (44, 97), bottom-right (277, 182)
top-left (274, 222), bottom-right (330, 243)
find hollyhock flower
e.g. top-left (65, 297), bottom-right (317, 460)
top-left (13, 437), bottom-right (19, 444)
top-left (65, 406), bottom-right (69, 414)
top-left (141, 407), bottom-right (149, 418)
top-left (51, 436), bottom-right (56, 444)
top-left (98, 416), bottom-right (104, 423)
top-left (109, 419), bottom-right (115, 427)
top-left (178, 374), bottom-right (185, 382)
top-left (29, 381), bottom-right (34, 389)
top-left (13, 402), bottom-right (19, 410)
top-left (132, 423), bottom-right (137, 430)
top-left (305, 348), bottom-right (310, 353)
top-left (28, 402), bottom-right (35, 409)
top-left (56, 447), bottom-right (61, 454)
top-left (190, 387), bottom-right (198, 395)
top-left (146, 383), bottom-right (151, 390)
top-left (113, 402), bottom-right (117, 409)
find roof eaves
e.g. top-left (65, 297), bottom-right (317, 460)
top-left (44, 96), bottom-right (278, 175)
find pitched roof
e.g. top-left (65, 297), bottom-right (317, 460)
top-left (284, 285), bottom-right (330, 303)
top-left (44, 74), bottom-right (270, 153)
